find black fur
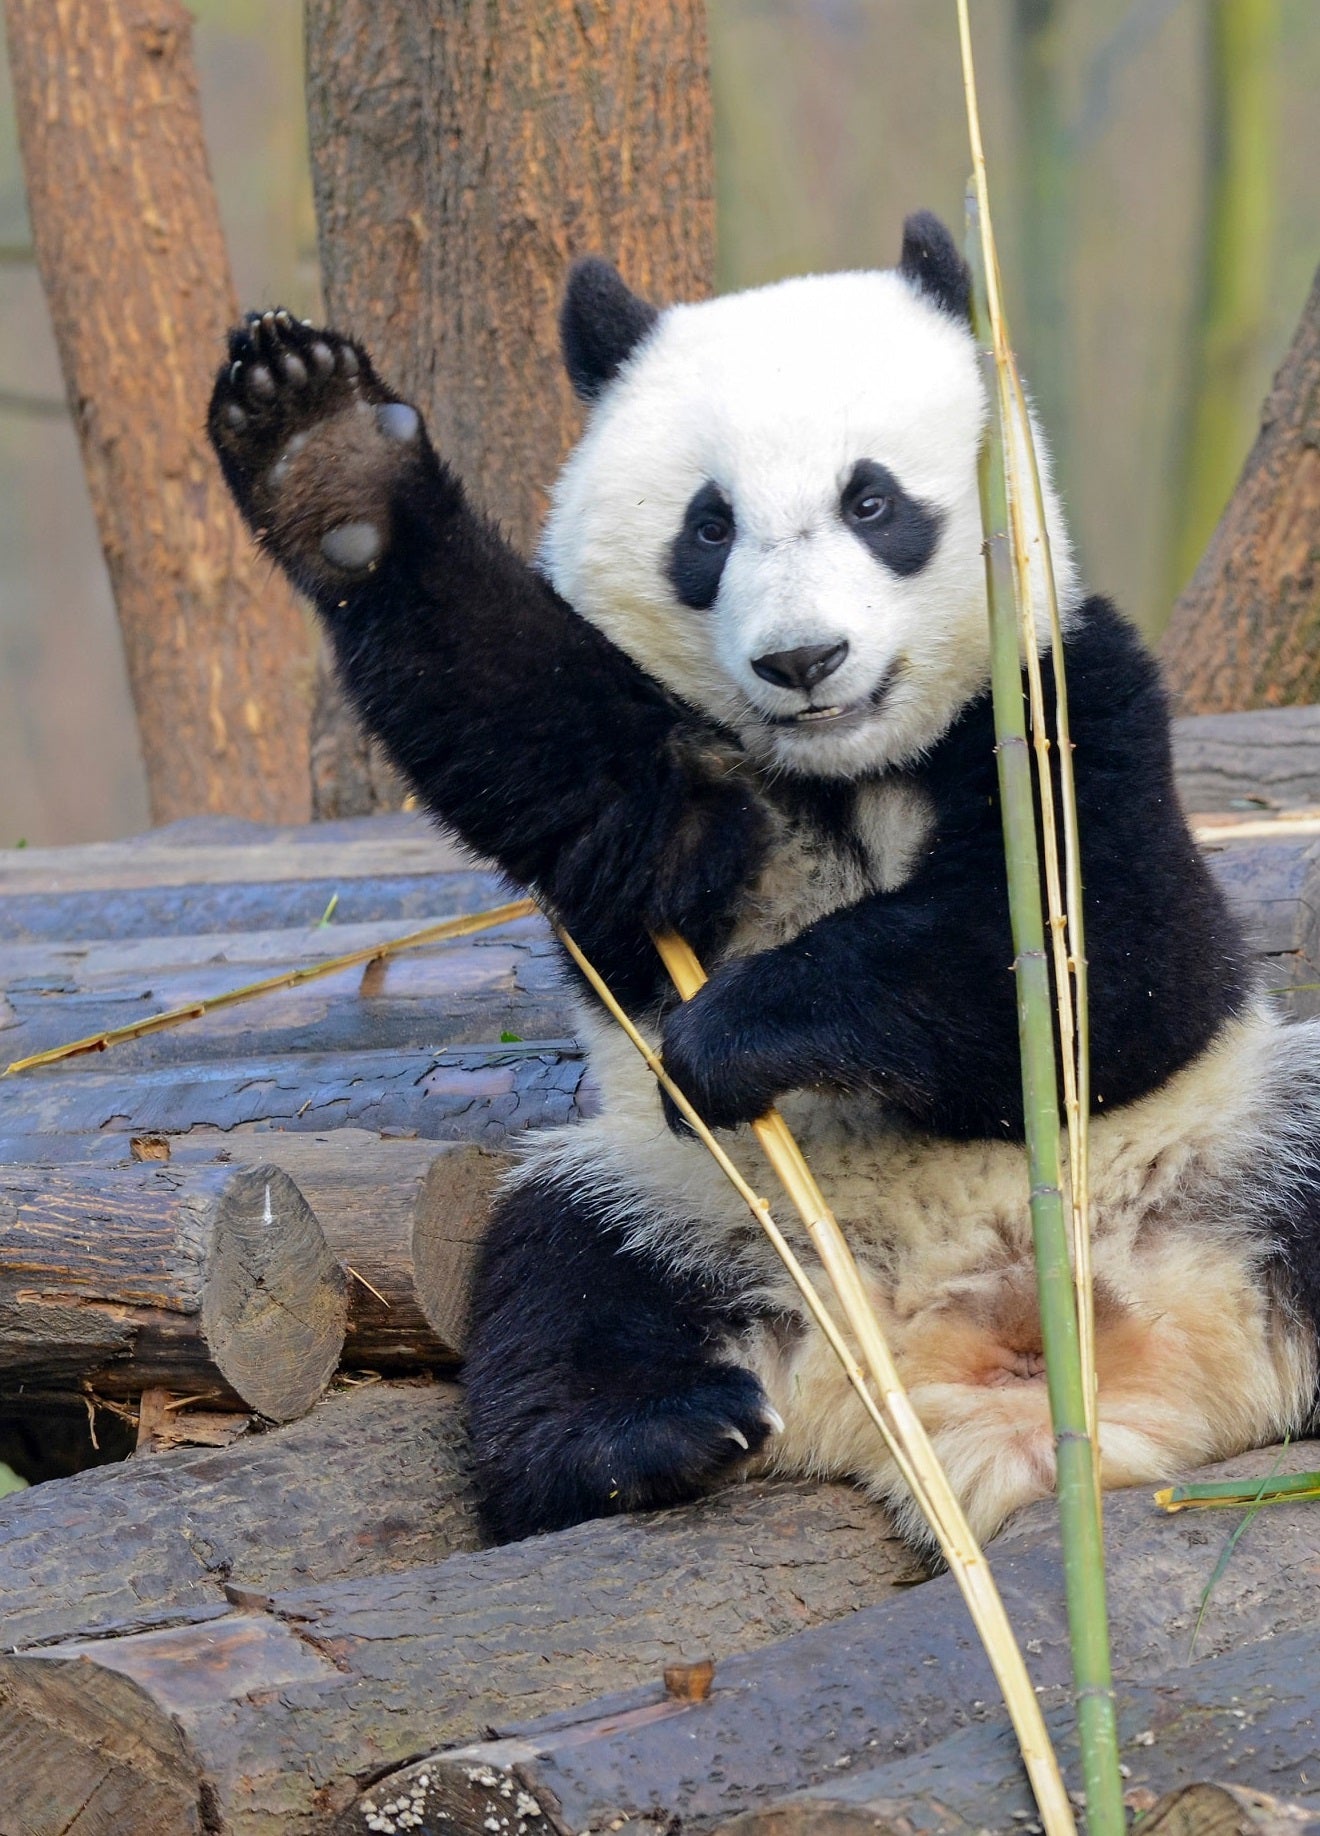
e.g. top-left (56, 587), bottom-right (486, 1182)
top-left (560, 259), bottom-right (660, 402)
top-left (669, 481), bottom-right (735, 610)
top-left (840, 459), bottom-right (943, 577)
top-left (899, 209), bottom-right (973, 325)
top-left (465, 1178), bottom-right (774, 1541)
top-left (207, 304), bottom-right (1280, 1547)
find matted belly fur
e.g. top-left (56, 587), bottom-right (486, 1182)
top-left (516, 998), bottom-right (1320, 1539)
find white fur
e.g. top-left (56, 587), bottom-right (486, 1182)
top-left (540, 269), bottom-right (1079, 777)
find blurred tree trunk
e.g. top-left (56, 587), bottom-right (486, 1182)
top-left (304, 0), bottom-right (715, 818)
top-left (1167, 0), bottom-right (1277, 605)
top-left (2, 0), bottom-right (313, 826)
top-left (1161, 260), bottom-right (1320, 711)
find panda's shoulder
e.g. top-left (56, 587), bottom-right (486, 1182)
top-left (1059, 596), bottom-right (1168, 722)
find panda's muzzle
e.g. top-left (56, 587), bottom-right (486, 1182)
top-left (760, 656), bottom-right (901, 729)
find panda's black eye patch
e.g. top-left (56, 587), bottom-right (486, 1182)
top-left (841, 460), bottom-right (941, 577)
top-left (669, 481), bottom-right (735, 610)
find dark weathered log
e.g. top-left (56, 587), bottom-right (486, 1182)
top-left (0, 1380), bottom-right (478, 1651)
top-left (1194, 822), bottom-right (1320, 1019)
top-left (4, 1445), bottom-right (1319, 1836)
top-left (0, 869), bottom-right (508, 945)
top-left (711, 1630), bottom-right (1320, 1836)
top-left (0, 829), bottom-right (473, 896)
top-left (0, 1132), bottom-right (505, 1367)
top-left (1, 0), bottom-right (313, 825)
top-left (1162, 261), bottom-right (1320, 713)
top-left (1174, 705), bottom-right (1320, 812)
top-left (367, 1443), bottom-right (1320, 1836)
top-left (0, 932), bottom-right (572, 1072)
top-left (0, 1481), bottom-right (909, 1835)
top-left (0, 1163), bottom-right (346, 1416)
top-left (0, 1043), bottom-right (587, 1144)
top-left (304, 0), bottom-right (715, 814)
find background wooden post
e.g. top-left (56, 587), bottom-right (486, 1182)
top-left (303, 0), bottom-right (716, 816)
top-left (1161, 261), bottom-right (1320, 711)
top-left (2, 0), bottom-right (314, 826)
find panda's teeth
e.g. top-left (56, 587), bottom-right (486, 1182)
top-left (795, 705), bottom-right (844, 723)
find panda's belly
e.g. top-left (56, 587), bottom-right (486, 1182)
top-left (519, 998), bottom-right (1319, 1537)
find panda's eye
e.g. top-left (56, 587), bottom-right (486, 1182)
top-left (851, 492), bottom-right (891, 525)
top-left (696, 514), bottom-right (733, 547)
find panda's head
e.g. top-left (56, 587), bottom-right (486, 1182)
top-left (539, 212), bottom-right (1079, 779)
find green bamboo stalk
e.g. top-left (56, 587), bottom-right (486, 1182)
top-left (1156, 1470), bottom-right (1320, 1511)
top-left (958, 6), bottom-right (1126, 1806)
top-left (967, 198), bottom-right (1124, 1835)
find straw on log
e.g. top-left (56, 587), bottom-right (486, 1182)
top-left (0, 1379), bottom-right (478, 1651)
top-left (2, 1446), bottom-right (1316, 1836)
top-left (711, 1627), bottom-right (1320, 1836)
top-left (0, 1163), bottom-right (346, 1417)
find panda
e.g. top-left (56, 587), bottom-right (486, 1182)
top-left (208, 211), bottom-right (1320, 1548)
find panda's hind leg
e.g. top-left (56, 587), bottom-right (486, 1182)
top-left (464, 1174), bottom-right (778, 1543)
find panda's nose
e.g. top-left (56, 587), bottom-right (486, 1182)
top-left (752, 641), bottom-right (849, 693)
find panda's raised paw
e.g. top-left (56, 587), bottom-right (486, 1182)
top-left (207, 314), bottom-right (391, 503)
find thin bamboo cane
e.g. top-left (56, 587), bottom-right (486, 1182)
top-left (958, 5), bottom-right (1123, 1824)
top-left (2, 898), bottom-right (537, 1076)
top-left (643, 927), bottom-right (1077, 1836)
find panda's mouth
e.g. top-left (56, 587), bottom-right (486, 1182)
top-left (762, 659), bottom-right (901, 731)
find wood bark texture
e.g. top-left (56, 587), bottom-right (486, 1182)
top-left (712, 1634), bottom-right (1320, 1836)
top-left (1173, 704), bottom-right (1320, 809)
top-left (0, 1481), bottom-right (910, 1834)
top-left (0, 1380), bottom-right (478, 1651)
top-left (361, 1443), bottom-right (1320, 1836)
top-left (0, 1163), bottom-right (346, 1416)
top-left (302, 0), bottom-right (716, 813)
top-left (1163, 261), bottom-right (1320, 710)
top-left (0, 1133), bottom-right (504, 1367)
top-left (1, 0), bottom-right (313, 824)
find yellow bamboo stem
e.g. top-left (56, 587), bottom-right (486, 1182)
top-left (2, 897), bottom-right (537, 1076)
top-left (648, 928), bottom-right (1075, 1836)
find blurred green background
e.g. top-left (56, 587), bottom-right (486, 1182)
top-left (0, 0), bottom-right (1316, 846)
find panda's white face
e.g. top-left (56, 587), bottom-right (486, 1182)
top-left (540, 268), bottom-right (1079, 778)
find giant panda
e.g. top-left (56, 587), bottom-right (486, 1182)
top-left (208, 212), bottom-right (1320, 1547)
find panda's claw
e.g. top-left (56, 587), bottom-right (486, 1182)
top-left (724, 1425), bottom-right (750, 1452)
top-left (761, 1404), bottom-right (786, 1436)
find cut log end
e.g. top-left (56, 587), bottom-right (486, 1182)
top-left (201, 1164), bottom-right (348, 1420)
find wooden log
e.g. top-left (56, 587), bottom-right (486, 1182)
top-left (0, 1132), bottom-right (504, 1367)
top-left (0, 868), bottom-right (508, 946)
top-left (206, 1131), bottom-right (502, 1366)
top-left (1174, 705), bottom-right (1320, 812)
top-left (0, 1043), bottom-right (587, 1144)
top-left (2, 1444), bottom-right (1316, 1836)
top-left (0, 1379), bottom-right (478, 1651)
top-left (0, 1163), bottom-right (346, 1417)
top-left (358, 1442), bottom-right (1320, 1836)
top-left (710, 1630), bottom-right (1320, 1836)
top-left (0, 934), bottom-right (573, 1072)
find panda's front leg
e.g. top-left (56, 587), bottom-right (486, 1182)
top-left (464, 1175), bottom-right (780, 1542)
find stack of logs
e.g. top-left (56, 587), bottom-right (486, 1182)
top-left (1, 709), bottom-right (1320, 1833)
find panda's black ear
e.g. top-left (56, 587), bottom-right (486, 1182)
top-left (560, 259), bottom-right (660, 402)
top-left (899, 211), bottom-right (973, 326)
